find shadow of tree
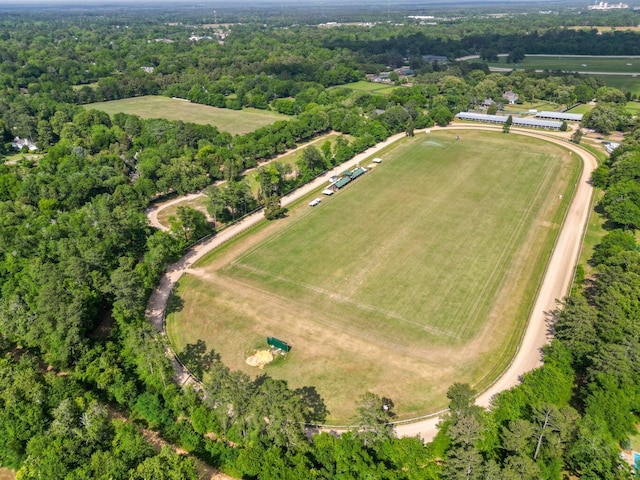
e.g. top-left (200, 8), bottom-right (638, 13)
top-left (179, 340), bottom-right (220, 379)
top-left (295, 385), bottom-right (330, 423)
top-left (166, 293), bottom-right (184, 315)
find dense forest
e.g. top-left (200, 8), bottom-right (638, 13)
top-left (1, 4), bottom-right (640, 479)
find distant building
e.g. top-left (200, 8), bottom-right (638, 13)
top-left (588, 2), bottom-right (629, 10)
top-left (11, 137), bottom-right (38, 152)
top-left (503, 90), bottom-right (519, 104)
top-left (481, 98), bottom-right (496, 108)
top-left (395, 66), bottom-right (414, 76)
top-left (189, 35), bottom-right (213, 41)
top-left (535, 111), bottom-right (583, 122)
top-left (422, 55), bottom-right (449, 63)
top-left (455, 112), bottom-right (563, 130)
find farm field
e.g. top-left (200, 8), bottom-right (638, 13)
top-left (85, 95), bottom-right (289, 135)
top-left (567, 26), bottom-right (640, 33)
top-left (592, 75), bottom-right (640, 96)
top-left (486, 55), bottom-right (640, 74)
top-left (337, 80), bottom-right (399, 95)
top-left (166, 130), bottom-right (580, 422)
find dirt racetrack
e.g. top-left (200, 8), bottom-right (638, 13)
top-left (145, 125), bottom-right (597, 442)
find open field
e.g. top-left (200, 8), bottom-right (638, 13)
top-left (166, 130), bottom-right (580, 422)
top-left (85, 95), bottom-right (289, 135)
top-left (502, 100), bottom-right (558, 113)
top-left (567, 26), bottom-right (640, 33)
top-left (567, 104), bottom-right (594, 114)
top-left (593, 75), bottom-right (640, 96)
top-left (337, 80), bottom-right (399, 95)
top-left (626, 101), bottom-right (640, 114)
top-left (486, 55), bottom-right (640, 74)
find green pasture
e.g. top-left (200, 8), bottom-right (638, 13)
top-left (487, 55), bottom-right (640, 74)
top-left (167, 130), bottom-right (580, 422)
top-left (337, 80), bottom-right (399, 95)
top-left (502, 100), bottom-right (558, 113)
top-left (626, 101), bottom-right (640, 114)
top-left (567, 104), bottom-right (594, 114)
top-left (593, 75), bottom-right (640, 96)
top-left (85, 95), bottom-right (289, 135)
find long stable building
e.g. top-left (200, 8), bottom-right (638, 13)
top-left (535, 111), bottom-right (583, 122)
top-left (455, 112), bottom-right (563, 130)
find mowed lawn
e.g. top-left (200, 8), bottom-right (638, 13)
top-left (85, 95), bottom-right (289, 135)
top-left (167, 130), bottom-right (580, 422)
top-left (591, 75), bottom-right (640, 96)
top-left (336, 80), bottom-right (399, 95)
top-left (487, 55), bottom-right (640, 74)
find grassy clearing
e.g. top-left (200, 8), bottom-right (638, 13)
top-left (567, 104), bottom-right (594, 114)
top-left (567, 26), bottom-right (640, 33)
top-left (487, 55), bottom-right (640, 74)
top-left (592, 75), bottom-right (640, 96)
top-left (626, 101), bottom-right (640, 114)
top-left (72, 82), bottom-right (98, 91)
top-left (578, 190), bottom-right (606, 274)
top-left (502, 100), bottom-right (558, 113)
top-left (157, 195), bottom-right (211, 230)
top-left (167, 130), bottom-right (580, 422)
top-left (337, 80), bottom-right (399, 95)
top-left (85, 95), bottom-right (289, 135)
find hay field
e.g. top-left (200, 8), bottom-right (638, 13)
top-left (85, 95), bottom-right (289, 135)
top-left (167, 130), bottom-right (580, 422)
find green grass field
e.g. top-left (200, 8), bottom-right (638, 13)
top-left (593, 75), bottom-right (640, 96)
top-left (167, 130), bottom-right (580, 422)
top-left (85, 95), bottom-right (289, 135)
top-left (626, 101), bottom-right (640, 114)
top-left (502, 101), bottom-right (558, 113)
top-left (487, 55), bottom-right (640, 74)
top-left (337, 80), bottom-right (400, 95)
top-left (567, 104), bottom-right (594, 114)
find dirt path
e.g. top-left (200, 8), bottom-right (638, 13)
top-left (392, 125), bottom-right (597, 441)
top-left (145, 125), bottom-right (597, 444)
top-left (145, 131), bottom-right (342, 232)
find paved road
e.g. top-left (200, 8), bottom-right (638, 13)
top-left (393, 125), bottom-right (597, 441)
top-left (145, 126), bottom-right (597, 443)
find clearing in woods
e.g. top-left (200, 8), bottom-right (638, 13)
top-left (85, 95), bottom-right (290, 135)
top-left (166, 130), bottom-right (581, 422)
